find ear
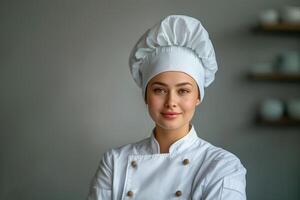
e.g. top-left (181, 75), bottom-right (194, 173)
top-left (196, 98), bottom-right (201, 106)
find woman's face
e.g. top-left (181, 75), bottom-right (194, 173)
top-left (146, 71), bottom-right (200, 131)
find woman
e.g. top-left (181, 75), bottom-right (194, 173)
top-left (87, 15), bottom-right (247, 199)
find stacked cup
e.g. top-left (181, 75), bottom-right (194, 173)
top-left (276, 51), bottom-right (300, 74)
top-left (259, 6), bottom-right (300, 24)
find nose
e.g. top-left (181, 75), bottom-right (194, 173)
top-left (164, 91), bottom-right (177, 108)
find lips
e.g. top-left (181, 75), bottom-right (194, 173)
top-left (162, 112), bottom-right (180, 115)
top-left (161, 112), bottom-right (181, 119)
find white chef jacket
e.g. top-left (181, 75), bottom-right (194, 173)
top-left (87, 125), bottom-right (247, 200)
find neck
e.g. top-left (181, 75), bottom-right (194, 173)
top-left (154, 124), bottom-right (191, 153)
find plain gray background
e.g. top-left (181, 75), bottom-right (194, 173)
top-left (1, 0), bottom-right (300, 199)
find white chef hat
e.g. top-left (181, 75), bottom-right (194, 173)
top-left (129, 15), bottom-right (218, 102)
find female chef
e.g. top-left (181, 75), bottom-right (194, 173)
top-left (87, 15), bottom-right (247, 199)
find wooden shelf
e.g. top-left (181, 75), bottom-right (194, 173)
top-left (250, 22), bottom-right (300, 128)
top-left (252, 23), bottom-right (300, 35)
top-left (257, 116), bottom-right (300, 126)
top-left (260, 23), bottom-right (300, 31)
top-left (248, 73), bottom-right (300, 81)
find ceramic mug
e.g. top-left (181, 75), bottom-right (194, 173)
top-left (276, 51), bottom-right (300, 74)
top-left (260, 99), bottom-right (284, 121)
top-left (259, 9), bottom-right (279, 25)
top-left (287, 99), bottom-right (300, 120)
top-left (281, 6), bottom-right (300, 23)
top-left (250, 63), bottom-right (274, 74)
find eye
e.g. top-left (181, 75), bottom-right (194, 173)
top-left (153, 88), bottom-right (167, 95)
top-left (178, 89), bottom-right (190, 95)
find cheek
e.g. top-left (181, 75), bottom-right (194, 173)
top-left (180, 98), bottom-right (198, 111)
top-left (147, 96), bottom-right (164, 111)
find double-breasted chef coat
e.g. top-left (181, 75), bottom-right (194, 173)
top-left (87, 125), bottom-right (247, 200)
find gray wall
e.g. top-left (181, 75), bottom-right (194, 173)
top-left (1, 0), bottom-right (299, 199)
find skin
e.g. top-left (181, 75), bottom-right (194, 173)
top-left (145, 71), bottom-right (201, 153)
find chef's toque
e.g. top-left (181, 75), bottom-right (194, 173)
top-left (129, 15), bottom-right (218, 102)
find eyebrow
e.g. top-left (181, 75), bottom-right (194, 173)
top-left (150, 81), bottom-right (193, 87)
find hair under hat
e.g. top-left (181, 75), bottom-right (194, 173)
top-left (129, 15), bottom-right (218, 102)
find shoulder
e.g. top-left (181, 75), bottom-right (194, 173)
top-left (193, 138), bottom-right (247, 198)
top-left (205, 144), bottom-right (246, 183)
top-left (193, 137), bottom-right (246, 171)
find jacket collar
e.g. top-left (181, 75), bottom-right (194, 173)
top-left (150, 124), bottom-right (198, 155)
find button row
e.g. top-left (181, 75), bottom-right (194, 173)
top-left (127, 158), bottom-right (189, 197)
top-left (130, 158), bottom-right (190, 168)
top-left (126, 190), bottom-right (182, 197)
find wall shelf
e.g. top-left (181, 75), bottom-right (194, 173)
top-left (252, 23), bottom-right (300, 35)
top-left (256, 116), bottom-right (300, 126)
top-left (248, 73), bottom-right (300, 81)
top-left (250, 21), bottom-right (300, 128)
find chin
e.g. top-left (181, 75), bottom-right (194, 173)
top-left (157, 120), bottom-right (187, 131)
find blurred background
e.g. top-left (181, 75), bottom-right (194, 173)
top-left (1, 0), bottom-right (300, 199)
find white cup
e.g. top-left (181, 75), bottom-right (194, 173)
top-left (281, 6), bottom-right (300, 23)
top-left (259, 9), bottom-right (279, 25)
top-left (287, 99), bottom-right (300, 120)
top-left (250, 63), bottom-right (274, 74)
top-left (277, 51), bottom-right (300, 74)
top-left (260, 99), bottom-right (284, 121)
